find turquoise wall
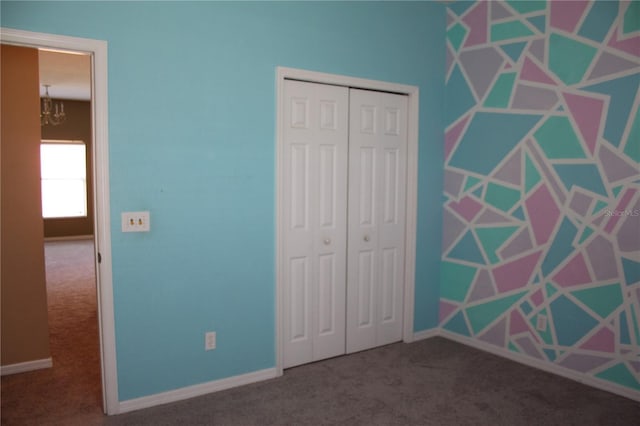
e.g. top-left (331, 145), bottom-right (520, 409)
top-left (2, 1), bottom-right (445, 400)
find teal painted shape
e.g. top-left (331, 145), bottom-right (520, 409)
top-left (472, 186), bottom-right (484, 198)
top-left (550, 295), bottom-right (598, 346)
top-left (491, 20), bottom-right (535, 42)
top-left (464, 175), bottom-right (481, 192)
top-left (620, 310), bottom-right (631, 344)
top-left (506, 1), bottom-right (547, 14)
top-left (476, 226), bottom-right (519, 264)
top-left (447, 22), bottom-right (468, 51)
top-left (592, 199), bottom-right (608, 215)
top-left (512, 206), bottom-right (525, 221)
top-left (631, 308), bottom-right (640, 344)
top-left (443, 310), bottom-right (472, 336)
top-left (449, 231), bottom-right (486, 265)
top-left (535, 116), bottom-right (586, 159)
top-left (449, 112), bottom-right (542, 175)
top-left (624, 107), bottom-right (640, 163)
top-left (543, 348), bottom-right (556, 361)
top-left (546, 282), bottom-right (558, 297)
top-left (553, 164), bottom-right (608, 197)
top-left (441, 261), bottom-right (477, 302)
top-left (622, 258), bottom-right (640, 286)
top-left (583, 73), bottom-right (640, 148)
top-left (578, 226), bottom-right (594, 244)
top-left (541, 218), bottom-right (577, 276)
top-left (572, 283), bottom-right (623, 318)
top-left (524, 154), bottom-right (541, 193)
top-left (549, 33), bottom-right (597, 85)
top-left (596, 364), bottom-right (640, 391)
top-left (578, 1), bottom-right (619, 43)
top-left (612, 186), bottom-right (623, 198)
top-left (448, 1), bottom-right (475, 16)
top-left (484, 182), bottom-right (521, 212)
top-left (556, 105), bottom-right (564, 112)
top-left (466, 291), bottom-right (527, 334)
top-left (527, 15), bottom-right (546, 33)
top-left (500, 42), bottom-right (527, 62)
top-left (483, 72), bottom-right (517, 108)
top-left (520, 300), bottom-right (533, 315)
top-left (446, 65), bottom-right (476, 126)
top-left (508, 341), bottom-right (519, 353)
top-left (624, 1), bottom-right (640, 34)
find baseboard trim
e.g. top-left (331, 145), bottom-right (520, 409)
top-left (439, 330), bottom-right (640, 402)
top-left (412, 328), bottom-right (440, 342)
top-left (1, 358), bottom-right (52, 376)
top-left (44, 235), bottom-right (94, 242)
top-left (117, 367), bottom-right (278, 414)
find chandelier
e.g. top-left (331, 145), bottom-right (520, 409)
top-left (41, 85), bottom-right (66, 126)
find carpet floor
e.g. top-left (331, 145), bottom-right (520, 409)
top-left (2, 241), bottom-right (639, 425)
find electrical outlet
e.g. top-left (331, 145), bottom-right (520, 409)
top-left (536, 314), bottom-right (547, 332)
top-left (205, 331), bottom-right (216, 351)
top-left (121, 211), bottom-right (150, 232)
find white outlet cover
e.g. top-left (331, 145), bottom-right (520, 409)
top-left (121, 211), bottom-right (150, 232)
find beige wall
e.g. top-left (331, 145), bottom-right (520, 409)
top-left (1, 44), bottom-right (51, 366)
top-left (41, 100), bottom-right (94, 238)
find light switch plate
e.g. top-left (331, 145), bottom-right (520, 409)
top-left (121, 211), bottom-right (150, 232)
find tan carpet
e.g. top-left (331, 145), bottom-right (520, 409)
top-left (1, 240), bottom-right (104, 426)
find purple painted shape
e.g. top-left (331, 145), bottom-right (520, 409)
top-left (604, 189), bottom-right (636, 234)
top-left (608, 26), bottom-right (640, 58)
top-left (592, 214), bottom-right (605, 227)
top-left (445, 115), bottom-right (471, 162)
top-left (475, 208), bottom-right (514, 224)
top-left (558, 353), bottom-right (611, 373)
top-left (521, 57), bottom-right (557, 86)
top-left (499, 228), bottom-right (534, 260)
top-left (512, 85), bottom-right (559, 110)
top-left (530, 289), bottom-right (544, 307)
top-left (617, 198), bottom-right (640, 252)
top-left (478, 317), bottom-right (507, 347)
top-left (569, 192), bottom-right (593, 217)
top-left (598, 145), bottom-right (640, 183)
top-left (580, 327), bottom-right (615, 353)
top-left (468, 269), bottom-right (496, 302)
top-left (439, 300), bottom-right (458, 323)
top-left (442, 208), bottom-right (467, 253)
top-left (462, 1), bottom-right (488, 48)
top-left (526, 139), bottom-right (567, 205)
top-left (589, 51), bottom-right (640, 80)
top-left (444, 170), bottom-right (465, 198)
top-left (493, 251), bottom-right (542, 293)
top-left (550, 0), bottom-right (589, 33)
top-left (491, 1), bottom-right (512, 20)
top-left (460, 47), bottom-right (505, 99)
top-left (515, 335), bottom-right (544, 360)
top-left (630, 361), bottom-right (640, 374)
top-left (553, 252), bottom-right (592, 288)
top-left (526, 184), bottom-right (561, 245)
top-left (510, 309), bottom-right (531, 336)
top-left (493, 148), bottom-right (522, 186)
top-left (586, 235), bottom-right (618, 281)
top-left (529, 39), bottom-right (546, 63)
top-left (448, 196), bottom-right (483, 222)
top-left (563, 93), bottom-right (605, 156)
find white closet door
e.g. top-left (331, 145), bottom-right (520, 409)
top-left (346, 88), bottom-right (408, 354)
top-left (283, 80), bottom-right (349, 368)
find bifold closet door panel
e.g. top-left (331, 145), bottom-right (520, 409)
top-left (346, 88), bottom-right (408, 354)
top-left (283, 80), bottom-right (349, 368)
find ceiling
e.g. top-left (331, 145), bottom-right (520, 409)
top-left (39, 49), bottom-right (91, 101)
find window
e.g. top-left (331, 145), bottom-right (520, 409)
top-left (40, 140), bottom-right (87, 218)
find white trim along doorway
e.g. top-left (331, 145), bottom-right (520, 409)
top-left (275, 67), bottom-right (419, 375)
top-left (0, 27), bottom-right (118, 414)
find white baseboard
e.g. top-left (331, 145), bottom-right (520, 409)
top-left (44, 234), bottom-right (94, 242)
top-left (1, 358), bottom-right (52, 376)
top-left (439, 330), bottom-right (640, 403)
top-left (117, 367), bottom-right (278, 414)
top-left (412, 328), bottom-right (440, 342)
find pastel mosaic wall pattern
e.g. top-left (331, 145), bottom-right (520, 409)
top-left (443, 0), bottom-right (640, 396)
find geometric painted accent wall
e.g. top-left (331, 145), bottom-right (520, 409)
top-left (443, 0), bottom-right (640, 396)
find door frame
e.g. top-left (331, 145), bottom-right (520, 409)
top-left (1, 28), bottom-right (118, 414)
top-left (275, 67), bottom-right (419, 375)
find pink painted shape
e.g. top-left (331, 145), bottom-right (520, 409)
top-left (525, 184), bottom-right (561, 245)
top-left (445, 115), bottom-right (471, 162)
top-left (562, 93), bottom-right (605, 156)
top-left (552, 252), bottom-right (592, 287)
top-left (492, 251), bottom-right (542, 293)
top-left (580, 327), bottom-right (615, 353)
top-left (604, 188), bottom-right (636, 233)
top-left (550, 0), bottom-right (589, 32)
top-left (448, 196), bottom-right (483, 222)
top-left (508, 309), bottom-right (539, 344)
top-left (530, 289), bottom-right (544, 307)
top-left (521, 57), bottom-right (557, 86)
top-left (439, 300), bottom-right (458, 323)
top-left (462, 1), bottom-right (488, 47)
top-left (608, 25), bottom-right (640, 58)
